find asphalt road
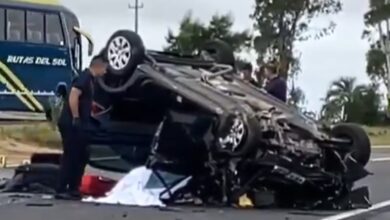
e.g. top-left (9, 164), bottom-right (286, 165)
top-left (0, 151), bottom-right (389, 220)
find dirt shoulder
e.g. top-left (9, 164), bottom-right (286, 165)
top-left (0, 122), bottom-right (61, 165)
top-left (0, 138), bottom-right (60, 165)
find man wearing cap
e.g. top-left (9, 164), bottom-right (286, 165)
top-left (56, 55), bottom-right (108, 200)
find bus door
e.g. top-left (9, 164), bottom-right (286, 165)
top-left (0, 7), bottom-right (70, 113)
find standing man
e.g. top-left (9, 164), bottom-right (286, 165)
top-left (263, 62), bottom-right (287, 102)
top-left (56, 55), bottom-right (108, 200)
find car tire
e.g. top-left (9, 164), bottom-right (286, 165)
top-left (331, 123), bottom-right (371, 167)
top-left (104, 30), bottom-right (145, 77)
top-left (200, 39), bottom-right (236, 67)
top-left (215, 113), bottom-right (260, 157)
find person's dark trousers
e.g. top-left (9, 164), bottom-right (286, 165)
top-left (57, 123), bottom-right (89, 193)
top-left (56, 123), bottom-right (72, 193)
top-left (69, 124), bottom-right (89, 192)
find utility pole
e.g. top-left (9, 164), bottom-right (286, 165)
top-left (128, 0), bottom-right (144, 33)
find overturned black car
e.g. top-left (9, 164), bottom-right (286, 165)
top-left (85, 30), bottom-right (372, 209)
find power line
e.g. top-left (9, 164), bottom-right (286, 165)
top-left (128, 0), bottom-right (144, 33)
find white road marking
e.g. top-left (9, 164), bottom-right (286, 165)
top-left (370, 157), bottom-right (390, 162)
top-left (322, 200), bottom-right (390, 220)
top-left (372, 145), bottom-right (390, 149)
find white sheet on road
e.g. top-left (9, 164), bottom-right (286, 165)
top-left (82, 166), bottom-right (191, 207)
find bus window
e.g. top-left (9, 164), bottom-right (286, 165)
top-left (6, 9), bottom-right (25, 42)
top-left (64, 13), bottom-right (79, 47)
top-left (27, 11), bottom-right (44, 43)
top-left (0, 9), bottom-right (4, 40)
top-left (45, 13), bottom-right (64, 46)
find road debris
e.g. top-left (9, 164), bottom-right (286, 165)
top-left (158, 206), bottom-right (182, 212)
top-left (238, 194), bottom-right (254, 208)
top-left (8, 194), bottom-right (32, 199)
top-left (25, 202), bottom-right (53, 207)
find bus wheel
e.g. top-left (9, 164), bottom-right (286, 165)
top-left (104, 30), bottom-right (145, 77)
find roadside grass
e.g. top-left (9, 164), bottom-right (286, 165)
top-left (0, 122), bottom-right (61, 149)
top-left (363, 126), bottom-right (390, 146)
top-left (0, 123), bottom-right (389, 149)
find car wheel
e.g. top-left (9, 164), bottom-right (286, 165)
top-left (104, 30), bottom-right (145, 77)
top-left (200, 39), bottom-right (236, 67)
top-left (331, 123), bottom-right (371, 167)
top-left (216, 113), bottom-right (260, 157)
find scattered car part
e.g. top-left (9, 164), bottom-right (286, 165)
top-left (1, 164), bottom-right (59, 194)
top-left (30, 153), bottom-right (62, 165)
top-left (25, 202), bottom-right (54, 207)
top-left (79, 175), bottom-right (116, 197)
top-left (7, 194), bottom-right (33, 199)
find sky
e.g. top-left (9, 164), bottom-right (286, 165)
top-left (62, 0), bottom-right (371, 113)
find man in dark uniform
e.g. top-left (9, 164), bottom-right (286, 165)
top-left (56, 55), bottom-right (108, 200)
top-left (263, 63), bottom-right (287, 102)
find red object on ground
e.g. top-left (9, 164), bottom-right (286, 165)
top-left (79, 175), bottom-right (117, 197)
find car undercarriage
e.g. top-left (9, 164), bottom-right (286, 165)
top-left (76, 29), bottom-right (374, 210)
top-left (142, 107), bottom-right (371, 210)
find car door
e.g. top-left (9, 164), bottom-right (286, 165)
top-left (87, 75), bottom-right (171, 173)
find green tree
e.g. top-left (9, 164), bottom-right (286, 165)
top-left (366, 45), bottom-right (387, 84)
top-left (288, 86), bottom-right (306, 109)
top-left (363, 0), bottom-right (390, 114)
top-left (356, 83), bottom-right (383, 124)
top-left (321, 77), bottom-right (356, 122)
top-left (251, 0), bottom-right (342, 79)
top-left (320, 77), bottom-right (382, 124)
top-left (164, 11), bottom-right (251, 55)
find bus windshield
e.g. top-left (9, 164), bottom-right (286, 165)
top-left (0, 0), bottom-right (93, 120)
